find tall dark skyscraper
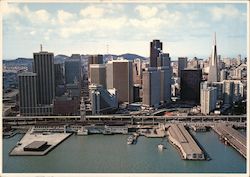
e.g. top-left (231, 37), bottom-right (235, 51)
top-left (180, 69), bottom-right (202, 103)
top-left (157, 53), bottom-right (171, 68)
top-left (150, 40), bottom-right (162, 67)
top-left (18, 72), bottom-right (38, 116)
top-left (65, 54), bottom-right (81, 84)
top-left (178, 57), bottom-right (188, 77)
top-left (33, 49), bottom-right (55, 105)
top-left (208, 33), bottom-right (219, 83)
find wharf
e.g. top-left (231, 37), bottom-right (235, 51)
top-left (10, 130), bottom-right (71, 156)
top-left (138, 128), bottom-right (165, 138)
top-left (167, 124), bottom-right (205, 160)
top-left (212, 124), bottom-right (246, 158)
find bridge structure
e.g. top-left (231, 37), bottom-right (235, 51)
top-left (3, 115), bottom-right (247, 127)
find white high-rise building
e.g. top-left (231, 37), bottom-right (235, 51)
top-left (222, 80), bottom-right (244, 105)
top-left (200, 82), bottom-right (217, 115)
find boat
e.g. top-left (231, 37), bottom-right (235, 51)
top-left (127, 136), bottom-right (134, 145)
top-left (103, 129), bottom-right (113, 135)
top-left (77, 128), bottom-right (88, 135)
top-left (158, 144), bottom-right (165, 151)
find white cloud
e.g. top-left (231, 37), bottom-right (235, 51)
top-left (209, 5), bottom-right (243, 21)
top-left (30, 30), bottom-right (36, 35)
top-left (135, 5), bottom-right (158, 19)
top-left (1, 2), bottom-right (21, 16)
top-left (57, 10), bottom-right (75, 25)
top-left (35, 9), bottom-right (50, 22)
top-left (23, 6), bottom-right (51, 24)
top-left (79, 6), bottom-right (105, 18)
top-left (59, 16), bottom-right (128, 38)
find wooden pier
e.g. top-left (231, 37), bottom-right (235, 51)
top-left (212, 124), bottom-right (246, 158)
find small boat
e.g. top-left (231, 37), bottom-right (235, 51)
top-left (158, 144), bottom-right (165, 151)
top-left (77, 128), bottom-right (88, 135)
top-left (103, 129), bottom-right (113, 135)
top-left (127, 136), bottom-right (134, 145)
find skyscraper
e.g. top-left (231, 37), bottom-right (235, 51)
top-left (157, 53), bottom-right (171, 68)
top-left (178, 57), bottom-right (188, 77)
top-left (18, 72), bottom-right (38, 116)
top-left (88, 54), bottom-right (103, 70)
top-left (208, 33), bottom-right (219, 83)
top-left (89, 84), bottom-right (118, 115)
top-left (200, 82), bottom-right (217, 115)
top-left (180, 69), bottom-right (202, 103)
top-left (159, 67), bottom-right (172, 104)
top-left (54, 63), bottom-right (65, 96)
top-left (133, 58), bottom-right (143, 85)
top-left (65, 54), bottom-right (81, 84)
top-left (142, 68), bottom-right (161, 107)
top-left (33, 50), bottom-right (55, 105)
top-left (106, 60), bottom-right (133, 103)
top-left (150, 40), bottom-right (162, 67)
top-left (89, 64), bottom-right (106, 88)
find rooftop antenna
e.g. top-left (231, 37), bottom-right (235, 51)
top-left (40, 44), bottom-right (43, 52)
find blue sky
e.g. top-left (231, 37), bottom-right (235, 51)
top-left (2, 2), bottom-right (247, 60)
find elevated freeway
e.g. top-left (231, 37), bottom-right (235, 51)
top-left (3, 115), bottom-right (246, 128)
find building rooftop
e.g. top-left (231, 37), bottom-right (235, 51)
top-left (24, 141), bottom-right (47, 149)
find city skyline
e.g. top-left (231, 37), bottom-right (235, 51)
top-left (2, 2), bottom-right (247, 59)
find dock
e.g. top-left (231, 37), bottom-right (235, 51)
top-left (10, 129), bottom-right (71, 156)
top-left (138, 128), bottom-right (165, 138)
top-left (212, 124), bottom-right (246, 158)
top-left (167, 124), bottom-right (205, 160)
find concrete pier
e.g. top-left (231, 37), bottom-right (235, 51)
top-left (167, 124), bottom-right (205, 160)
top-left (212, 124), bottom-right (246, 158)
top-left (10, 129), bottom-right (71, 156)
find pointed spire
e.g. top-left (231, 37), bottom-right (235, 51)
top-left (40, 44), bottom-right (43, 52)
top-left (214, 32), bottom-right (216, 46)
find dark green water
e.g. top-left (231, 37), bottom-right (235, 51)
top-left (3, 130), bottom-right (246, 173)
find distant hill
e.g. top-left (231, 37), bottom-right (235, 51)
top-left (3, 58), bottom-right (33, 66)
top-left (118, 53), bottom-right (147, 60)
top-left (103, 53), bottom-right (147, 62)
top-left (3, 53), bottom-right (147, 66)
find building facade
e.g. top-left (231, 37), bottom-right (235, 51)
top-left (65, 54), bottom-right (81, 84)
top-left (18, 72), bottom-right (38, 116)
top-left (33, 51), bottom-right (55, 105)
top-left (180, 69), bottom-right (202, 103)
top-left (142, 68), bottom-right (161, 107)
top-left (178, 57), bottom-right (188, 77)
top-left (106, 60), bottom-right (133, 103)
top-left (200, 82), bottom-right (217, 115)
top-left (150, 40), bottom-right (162, 67)
top-left (89, 64), bottom-right (106, 88)
top-left (89, 84), bottom-right (118, 115)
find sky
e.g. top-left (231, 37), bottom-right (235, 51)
top-left (2, 2), bottom-right (247, 60)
